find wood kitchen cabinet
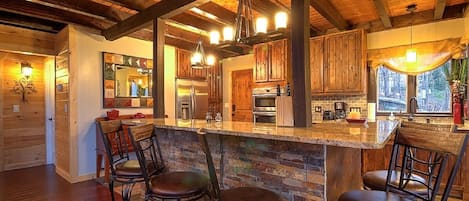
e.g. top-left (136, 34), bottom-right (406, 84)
top-left (207, 62), bottom-right (222, 113)
top-left (253, 39), bottom-right (287, 83)
top-left (176, 48), bottom-right (206, 79)
top-left (310, 29), bottom-right (366, 95)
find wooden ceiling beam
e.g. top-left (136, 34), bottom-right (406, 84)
top-left (434, 0), bottom-right (446, 20)
top-left (0, 0), bottom-right (113, 30)
top-left (197, 2), bottom-right (237, 24)
top-left (171, 13), bottom-right (225, 32)
top-left (372, 0), bottom-right (392, 28)
top-left (28, 0), bottom-right (127, 22)
top-left (310, 0), bottom-right (349, 30)
top-left (355, 3), bottom-right (464, 33)
top-left (102, 0), bottom-right (209, 41)
top-left (0, 10), bottom-right (65, 33)
top-left (104, 0), bottom-right (150, 11)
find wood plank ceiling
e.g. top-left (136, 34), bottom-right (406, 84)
top-left (0, 0), bottom-right (467, 57)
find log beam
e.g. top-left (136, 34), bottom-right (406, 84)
top-left (310, 0), bottom-right (349, 30)
top-left (434, 0), bottom-right (446, 20)
top-left (102, 0), bottom-right (209, 41)
top-left (372, 0), bottom-right (392, 28)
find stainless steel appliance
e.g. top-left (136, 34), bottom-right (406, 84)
top-left (252, 87), bottom-right (283, 123)
top-left (334, 102), bottom-right (346, 119)
top-left (323, 110), bottom-right (335, 120)
top-left (176, 79), bottom-right (208, 119)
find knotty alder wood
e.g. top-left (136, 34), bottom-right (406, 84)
top-left (0, 52), bottom-right (47, 171)
top-left (291, 0), bottom-right (311, 127)
top-left (310, 29), bottom-right (367, 95)
top-left (176, 48), bottom-right (206, 79)
top-left (103, 0), bottom-right (209, 41)
top-left (232, 69), bottom-right (253, 122)
top-left (253, 39), bottom-right (287, 83)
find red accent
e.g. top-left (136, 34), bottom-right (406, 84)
top-left (106, 109), bottom-right (119, 120)
top-left (453, 102), bottom-right (462, 124)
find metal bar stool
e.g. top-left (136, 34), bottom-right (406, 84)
top-left (98, 120), bottom-right (161, 201)
top-left (197, 128), bottom-right (282, 201)
top-left (362, 121), bottom-right (454, 195)
top-left (339, 127), bottom-right (469, 201)
top-left (128, 124), bottom-right (211, 201)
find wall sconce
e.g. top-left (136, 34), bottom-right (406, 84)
top-left (12, 62), bottom-right (36, 103)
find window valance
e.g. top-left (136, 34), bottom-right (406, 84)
top-left (367, 38), bottom-right (464, 75)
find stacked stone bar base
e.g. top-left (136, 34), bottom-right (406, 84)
top-left (156, 128), bottom-right (327, 201)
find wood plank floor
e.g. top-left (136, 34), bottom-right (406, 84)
top-left (0, 165), bottom-right (120, 201)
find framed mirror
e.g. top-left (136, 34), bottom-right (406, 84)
top-left (102, 52), bottom-right (153, 108)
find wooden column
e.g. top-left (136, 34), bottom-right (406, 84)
top-left (291, 0), bottom-right (312, 127)
top-left (153, 18), bottom-right (165, 118)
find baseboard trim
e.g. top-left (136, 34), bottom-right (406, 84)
top-left (55, 166), bottom-right (95, 183)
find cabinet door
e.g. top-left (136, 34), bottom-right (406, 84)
top-left (253, 43), bottom-right (269, 82)
top-left (310, 37), bottom-right (324, 94)
top-left (269, 39), bottom-right (286, 81)
top-left (176, 49), bottom-right (191, 78)
top-left (324, 30), bottom-right (364, 93)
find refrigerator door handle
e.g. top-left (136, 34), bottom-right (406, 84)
top-left (191, 87), bottom-right (195, 118)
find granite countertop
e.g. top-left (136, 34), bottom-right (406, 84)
top-left (125, 118), bottom-right (399, 149)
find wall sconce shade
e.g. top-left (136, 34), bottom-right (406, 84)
top-left (12, 62), bottom-right (36, 102)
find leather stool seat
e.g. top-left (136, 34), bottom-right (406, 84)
top-left (220, 187), bottom-right (282, 201)
top-left (363, 170), bottom-right (427, 194)
top-left (150, 171), bottom-right (209, 198)
top-left (339, 190), bottom-right (413, 201)
top-left (114, 160), bottom-right (142, 176)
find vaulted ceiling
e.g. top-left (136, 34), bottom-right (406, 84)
top-left (0, 0), bottom-right (467, 57)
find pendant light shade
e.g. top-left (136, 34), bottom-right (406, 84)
top-left (191, 40), bottom-right (215, 69)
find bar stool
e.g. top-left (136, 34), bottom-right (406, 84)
top-left (362, 121), bottom-right (454, 194)
top-left (98, 120), bottom-right (161, 201)
top-left (197, 128), bottom-right (282, 201)
top-left (339, 127), bottom-right (468, 201)
top-left (128, 124), bottom-right (211, 201)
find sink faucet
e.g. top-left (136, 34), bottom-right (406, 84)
top-left (408, 97), bottom-right (419, 121)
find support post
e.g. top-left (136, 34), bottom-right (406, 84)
top-left (291, 0), bottom-right (312, 127)
top-left (153, 18), bottom-right (165, 118)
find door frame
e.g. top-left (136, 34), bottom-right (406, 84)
top-left (45, 57), bottom-right (55, 164)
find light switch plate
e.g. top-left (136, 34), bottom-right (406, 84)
top-left (13, 105), bottom-right (20, 113)
top-left (314, 106), bottom-right (322, 112)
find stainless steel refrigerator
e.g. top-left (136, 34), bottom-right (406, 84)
top-left (176, 79), bottom-right (209, 119)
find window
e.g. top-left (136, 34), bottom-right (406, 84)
top-left (377, 67), bottom-right (407, 112)
top-left (377, 62), bottom-right (451, 114)
top-left (416, 65), bottom-right (451, 113)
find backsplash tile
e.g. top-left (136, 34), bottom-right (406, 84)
top-left (311, 95), bottom-right (367, 121)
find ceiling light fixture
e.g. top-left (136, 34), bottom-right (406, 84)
top-left (406, 4), bottom-right (417, 63)
top-left (209, 0), bottom-right (288, 55)
top-left (191, 40), bottom-right (216, 69)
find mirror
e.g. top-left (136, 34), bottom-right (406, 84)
top-left (102, 52), bottom-right (153, 108)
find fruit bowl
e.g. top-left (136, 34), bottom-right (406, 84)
top-left (345, 118), bottom-right (367, 124)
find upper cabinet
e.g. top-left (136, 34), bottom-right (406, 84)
top-left (310, 29), bottom-right (366, 95)
top-left (253, 39), bottom-right (287, 83)
top-left (176, 48), bottom-right (206, 79)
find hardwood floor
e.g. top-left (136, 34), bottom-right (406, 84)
top-left (0, 165), bottom-right (120, 201)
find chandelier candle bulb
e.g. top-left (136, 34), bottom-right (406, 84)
top-left (275, 12), bottom-right (288, 29)
top-left (256, 17), bottom-right (268, 34)
top-left (223, 26), bottom-right (234, 41)
top-left (209, 31), bottom-right (220, 44)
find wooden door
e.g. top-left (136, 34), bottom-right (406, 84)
top-left (253, 44), bottom-right (269, 82)
top-left (310, 37), bottom-right (324, 94)
top-left (324, 30), bottom-right (365, 94)
top-left (269, 39), bottom-right (286, 82)
top-left (232, 69), bottom-right (253, 122)
top-left (176, 49), bottom-right (191, 78)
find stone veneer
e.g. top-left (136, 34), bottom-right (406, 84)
top-left (156, 128), bottom-right (326, 201)
top-left (311, 95), bottom-right (368, 122)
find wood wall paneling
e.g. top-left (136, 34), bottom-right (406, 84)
top-left (0, 51), bottom-right (47, 171)
top-left (0, 24), bottom-right (56, 55)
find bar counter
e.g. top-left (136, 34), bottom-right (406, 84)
top-left (127, 119), bottom-right (399, 201)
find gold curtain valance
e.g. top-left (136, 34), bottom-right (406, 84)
top-left (368, 38), bottom-right (463, 75)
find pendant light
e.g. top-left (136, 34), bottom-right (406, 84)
top-left (406, 4), bottom-right (417, 63)
top-left (191, 40), bottom-right (216, 69)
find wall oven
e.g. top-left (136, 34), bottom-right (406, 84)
top-left (252, 87), bottom-right (283, 123)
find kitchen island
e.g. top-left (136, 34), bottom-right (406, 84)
top-left (130, 119), bottom-right (398, 201)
